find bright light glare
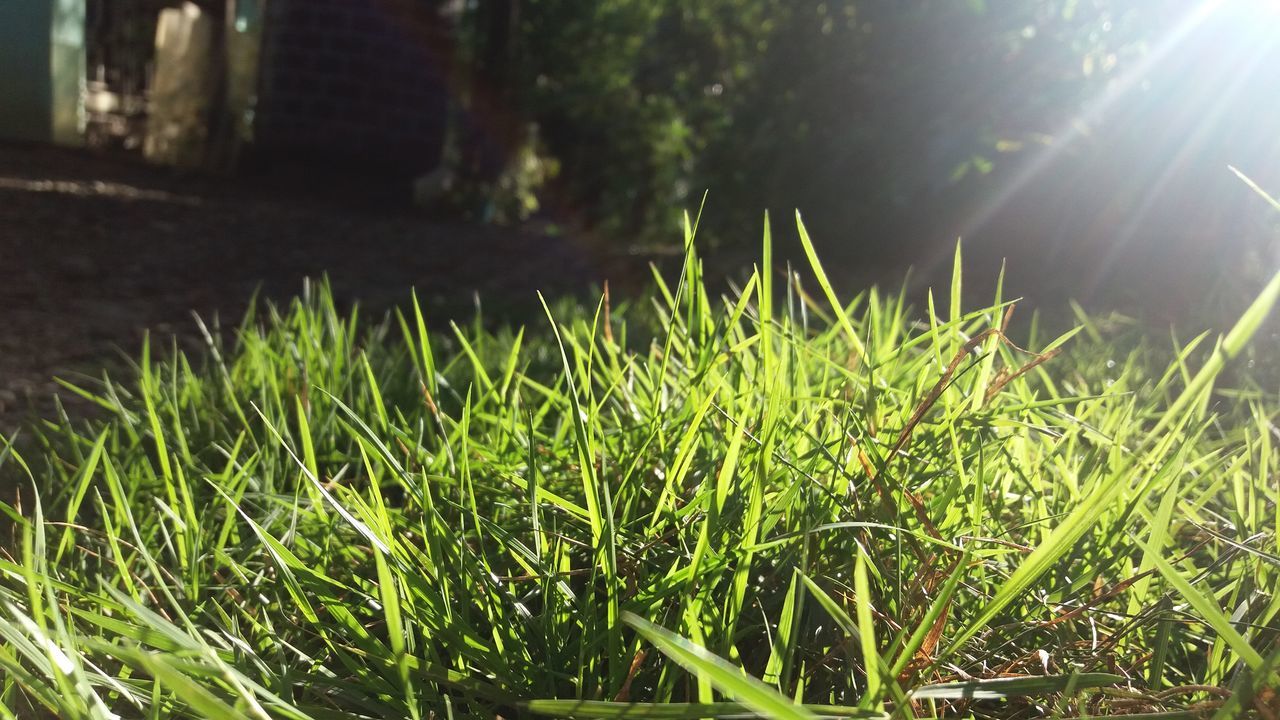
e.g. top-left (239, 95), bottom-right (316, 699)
top-left (951, 0), bottom-right (1280, 293)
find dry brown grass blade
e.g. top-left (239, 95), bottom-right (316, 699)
top-left (870, 327), bottom-right (1002, 541)
top-left (984, 346), bottom-right (1063, 404)
top-left (884, 326), bottom-right (1001, 467)
top-left (875, 304), bottom-right (1065, 540)
top-left (898, 593), bottom-right (953, 683)
top-left (613, 648), bottom-right (648, 702)
top-left (897, 552), bottom-right (970, 687)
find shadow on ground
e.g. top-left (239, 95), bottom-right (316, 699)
top-left (0, 143), bottom-right (619, 435)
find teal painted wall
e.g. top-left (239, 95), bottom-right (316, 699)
top-left (0, 2), bottom-right (53, 142)
top-left (0, 0), bottom-right (84, 144)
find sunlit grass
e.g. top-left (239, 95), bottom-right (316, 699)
top-left (1, 214), bottom-right (1278, 719)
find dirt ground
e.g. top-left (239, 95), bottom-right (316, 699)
top-left (0, 142), bottom-right (618, 436)
top-left (4, 142), bottom-right (1276, 441)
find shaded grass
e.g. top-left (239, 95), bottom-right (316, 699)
top-left (1, 215), bottom-right (1278, 719)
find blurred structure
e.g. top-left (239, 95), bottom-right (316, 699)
top-left (252, 0), bottom-right (451, 176)
top-left (144, 4), bottom-right (217, 166)
top-left (0, 0), bottom-right (86, 146)
top-left (0, 0), bottom-right (1275, 309)
top-left (1, 0), bottom-right (452, 176)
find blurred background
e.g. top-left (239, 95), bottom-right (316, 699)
top-left (2, 0), bottom-right (1279, 425)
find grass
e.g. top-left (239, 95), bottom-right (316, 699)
top-left (1, 212), bottom-right (1278, 719)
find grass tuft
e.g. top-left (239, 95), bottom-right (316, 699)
top-left (2, 221), bottom-right (1278, 718)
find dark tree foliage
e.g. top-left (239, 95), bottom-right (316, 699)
top-left (453, 1), bottom-right (1190, 251)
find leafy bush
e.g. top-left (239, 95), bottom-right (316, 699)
top-left (476, 1), bottom-right (1154, 245)
top-left (2, 220), bottom-right (1278, 718)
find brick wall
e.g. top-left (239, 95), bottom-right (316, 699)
top-left (252, 0), bottom-right (451, 176)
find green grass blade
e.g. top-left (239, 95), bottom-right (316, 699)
top-left (624, 613), bottom-right (819, 720)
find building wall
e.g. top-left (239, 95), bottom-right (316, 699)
top-left (252, 0), bottom-right (451, 176)
top-left (0, 0), bottom-right (84, 144)
top-left (0, 2), bottom-right (55, 142)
